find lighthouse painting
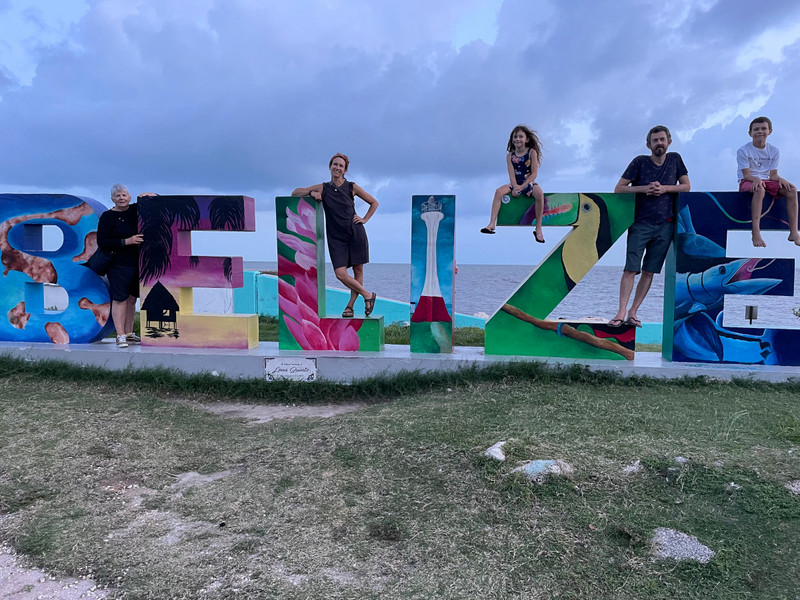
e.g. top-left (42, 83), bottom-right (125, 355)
top-left (410, 195), bottom-right (455, 353)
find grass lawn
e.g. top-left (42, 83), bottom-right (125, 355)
top-left (1, 358), bottom-right (798, 599)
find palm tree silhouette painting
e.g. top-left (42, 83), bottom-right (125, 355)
top-left (209, 196), bottom-right (245, 231)
top-left (141, 281), bottom-right (180, 339)
top-left (139, 197), bottom-right (201, 285)
top-left (138, 196), bottom-right (248, 288)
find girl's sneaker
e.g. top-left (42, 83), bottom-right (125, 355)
top-left (126, 333), bottom-right (141, 344)
top-left (116, 335), bottom-right (129, 348)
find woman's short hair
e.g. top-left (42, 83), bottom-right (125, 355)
top-left (329, 153), bottom-right (350, 170)
top-left (110, 183), bottom-right (129, 197)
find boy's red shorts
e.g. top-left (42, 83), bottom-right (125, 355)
top-left (739, 179), bottom-right (781, 196)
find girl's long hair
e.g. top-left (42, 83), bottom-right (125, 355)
top-left (507, 125), bottom-right (542, 165)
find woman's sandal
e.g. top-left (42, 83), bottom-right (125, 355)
top-left (342, 306), bottom-right (354, 318)
top-left (364, 292), bottom-right (377, 317)
top-left (533, 231), bottom-right (545, 243)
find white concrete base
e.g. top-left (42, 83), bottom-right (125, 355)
top-left (1, 340), bottom-right (799, 383)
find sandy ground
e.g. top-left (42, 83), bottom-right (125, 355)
top-left (0, 543), bottom-right (110, 599)
top-left (195, 401), bottom-right (366, 424)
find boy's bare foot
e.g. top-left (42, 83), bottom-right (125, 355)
top-left (752, 234), bottom-right (767, 247)
top-left (789, 233), bottom-right (800, 247)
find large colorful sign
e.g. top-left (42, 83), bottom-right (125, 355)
top-left (484, 192), bottom-right (637, 359)
top-left (138, 195), bottom-right (259, 349)
top-left (410, 195), bottom-right (455, 353)
top-left (5, 190), bottom-right (800, 370)
top-left (276, 196), bottom-right (384, 351)
top-left (0, 194), bottom-right (113, 344)
top-left (666, 191), bottom-right (799, 365)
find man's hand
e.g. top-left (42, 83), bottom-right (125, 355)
top-left (780, 178), bottom-right (797, 192)
top-left (647, 181), bottom-right (665, 196)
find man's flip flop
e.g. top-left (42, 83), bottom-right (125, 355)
top-left (625, 317), bottom-right (642, 327)
top-left (607, 318), bottom-right (625, 327)
top-left (480, 227), bottom-right (496, 234)
top-left (533, 231), bottom-right (545, 243)
top-left (364, 292), bottom-right (377, 316)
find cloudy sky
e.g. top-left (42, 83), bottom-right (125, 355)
top-left (2, 0), bottom-right (800, 265)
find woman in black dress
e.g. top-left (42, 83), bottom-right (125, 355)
top-left (96, 183), bottom-right (145, 348)
top-left (292, 153), bottom-right (379, 317)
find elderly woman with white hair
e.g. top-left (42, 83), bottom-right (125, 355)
top-left (96, 183), bottom-right (147, 348)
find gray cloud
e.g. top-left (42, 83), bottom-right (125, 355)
top-left (0, 0), bottom-right (798, 252)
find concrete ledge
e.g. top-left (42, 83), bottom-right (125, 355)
top-left (1, 340), bottom-right (799, 384)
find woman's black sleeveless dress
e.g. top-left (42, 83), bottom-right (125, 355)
top-left (320, 180), bottom-right (369, 269)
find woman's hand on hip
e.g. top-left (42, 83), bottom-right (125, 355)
top-left (126, 234), bottom-right (144, 245)
top-left (352, 215), bottom-right (366, 225)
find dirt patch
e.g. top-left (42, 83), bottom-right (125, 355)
top-left (0, 543), bottom-right (110, 599)
top-left (97, 474), bottom-right (232, 552)
top-left (196, 402), bottom-right (366, 424)
top-left (170, 470), bottom-right (238, 492)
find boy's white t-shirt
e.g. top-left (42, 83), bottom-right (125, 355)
top-left (737, 141), bottom-right (779, 181)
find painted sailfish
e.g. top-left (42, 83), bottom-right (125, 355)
top-left (675, 258), bottom-right (781, 319)
top-left (560, 194), bottom-right (612, 290)
top-left (674, 311), bottom-right (776, 364)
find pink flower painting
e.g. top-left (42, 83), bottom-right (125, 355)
top-left (278, 198), bottom-right (362, 351)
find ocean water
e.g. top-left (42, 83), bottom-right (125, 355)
top-left (245, 261), bottom-right (800, 328)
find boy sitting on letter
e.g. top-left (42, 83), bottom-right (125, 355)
top-left (737, 116), bottom-right (800, 247)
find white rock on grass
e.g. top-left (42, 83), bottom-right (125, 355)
top-left (674, 456), bottom-right (689, 464)
top-left (484, 441), bottom-right (508, 461)
top-left (785, 480), bottom-right (800, 495)
top-left (510, 459), bottom-right (574, 483)
top-left (650, 528), bottom-right (715, 564)
top-left (623, 460), bottom-right (643, 475)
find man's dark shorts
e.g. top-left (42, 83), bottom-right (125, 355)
top-left (624, 220), bottom-right (674, 274)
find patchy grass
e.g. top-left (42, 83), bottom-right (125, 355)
top-left (636, 342), bottom-right (661, 353)
top-left (453, 326), bottom-right (485, 347)
top-left (260, 316), bottom-right (485, 347)
top-left (0, 354), bottom-right (661, 405)
top-left (1, 368), bottom-right (799, 598)
top-left (384, 322), bottom-right (410, 345)
top-left (259, 315), bottom-right (279, 341)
